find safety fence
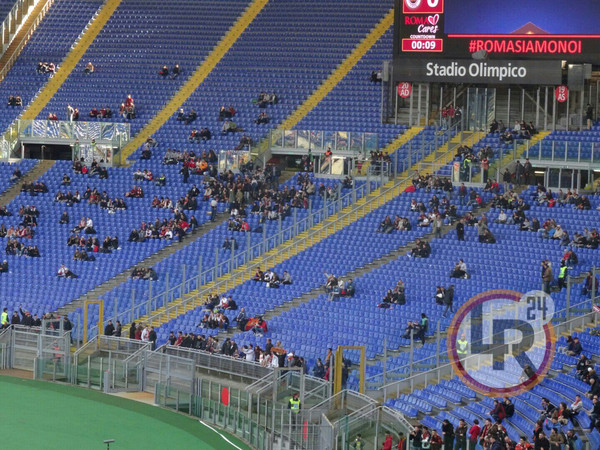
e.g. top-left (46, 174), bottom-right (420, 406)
top-left (0, 333), bottom-right (411, 450)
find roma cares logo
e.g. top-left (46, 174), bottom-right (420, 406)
top-left (447, 289), bottom-right (556, 397)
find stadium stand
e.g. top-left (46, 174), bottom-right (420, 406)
top-left (0, 1), bottom-right (599, 449)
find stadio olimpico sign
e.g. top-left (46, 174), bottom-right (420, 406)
top-left (393, 59), bottom-right (562, 84)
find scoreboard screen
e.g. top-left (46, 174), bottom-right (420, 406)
top-left (394, 0), bottom-right (600, 64)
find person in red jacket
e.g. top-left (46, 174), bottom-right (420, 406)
top-left (468, 419), bottom-right (481, 450)
top-left (382, 431), bottom-right (393, 450)
top-left (490, 399), bottom-right (506, 422)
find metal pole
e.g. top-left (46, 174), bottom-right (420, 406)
top-left (507, 87), bottom-right (512, 125)
top-left (553, 94), bottom-right (557, 131)
top-left (536, 87), bottom-right (540, 128)
top-left (182, 264), bottom-right (186, 293)
top-left (435, 320), bottom-right (440, 369)
top-left (544, 87), bottom-right (548, 131)
top-left (164, 272), bottom-right (169, 308)
top-left (198, 255), bottom-right (203, 284)
top-left (214, 247), bottom-right (219, 280)
top-left (394, 89), bottom-right (398, 125)
top-left (409, 329), bottom-right (414, 377)
top-left (382, 338), bottom-right (387, 387)
top-left (593, 267), bottom-right (597, 304)
top-left (278, 217), bottom-right (282, 245)
top-left (566, 276), bottom-right (571, 321)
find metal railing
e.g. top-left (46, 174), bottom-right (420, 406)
top-left (160, 344), bottom-right (272, 383)
top-left (88, 179), bottom-right (377, 336)
top-left (18, 119), bottom-right (130, 145)
top-left (217, 149), bottom-right (250, 172)
top-left (524, 139), bottom-right (600, 164)
top-left (269, 129), bottom-right (379, 156)
top-left (390, 123), bottom-right (461, 176)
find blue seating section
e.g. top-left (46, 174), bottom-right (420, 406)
top-left (526, 129), bottom-right (600, 161)
top-left (152, 187), bottom-right (492, 352)
top-left (0, 0), bottom-right (103, 132)
top-left (386, 326), bottom-right (600, 446)
top-left (0, 159), bottom-right (222, 318)
top-left (37, 0), bottom-right (251, 134)
top-left (0, 159), bottom-right (37, 194)
top-left (0, 1), bottom-right (17, 24)
top-left (75, 174), bottom-right (374, 337)
top-left (127, 0), bottom-right (395, 159)
top-left (392, 126), bottom-right (456, 173)
top-left (295, 28), bottom-right (406, 149)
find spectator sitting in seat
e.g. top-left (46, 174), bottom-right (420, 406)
top-left (57, 264), bottom-right (77, 278)
top-left (282, 271), bottom-right (292, 285)
top-left (221, 120), bottom-right (237, 133)
top-left (490, 399), bottom-right (506, 423)
top-left (155, 173), bottom-right (166, 187)
top-left (564, 337), bottom-right (582, 356)
top-left (177, 109), bottom-right (185, 121)
top-left (409, 239), bottom-right (431, 258)
top-left (370, 69), bottom-right (382, 82)
top-left (342, 278), bottom-right (355, 297)
top-left (500, 129), bottom-right (513, 143)
top-left (377, 216), bottom-right (394, 233)
top-left (255, 112), bottom-right (269, 124)
top-left (10, 168), bottom-right (22, 183)
top-left (495, 210), bottom-right (508, 224)
top-left (171, 64), bottom-right (180, 79)
top-left (131, 267), bottom-right (158, 281)
top-left (324, 272), bottom-right (338, 293)
top-left (84, 61), bottom-right (94, 74)
top-left (479, 228), bottom-right (496, 244)
top-left (185, 109), bottom-right (197, 125)
top-left (253, 267), bottom-right (264, 281)
top-left (401, 320), bottom-right (421, 340)
top-left (251, 317), bottom-right (267, 336)
top-left (199, 128), bottom-right (211, 141)
top-left (450, 259), bottom-right (469, 279)
top-left (235, 134), bottom-right (253, 150)
top-left (159, 65), bottom-right (169, 77)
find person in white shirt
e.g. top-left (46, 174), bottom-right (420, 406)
top-left (495, 210), bottom-right (507, 224)
top-left (84, 217), bottom-right (94, 233)
top-left (451, 259), bottom-right (468, 278)
top-left (219, 296), bottom-right (229, 309)
top-left (210, 198), bottom-right (217, 222)
top-left (569, 395), bottom-right (583, 417)
top-left (141, 326), bottom-right (150, 342)
top-left (242, 345), bottom-right (255, 361)
top-left (271, 353), bottom-right (280, 368)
